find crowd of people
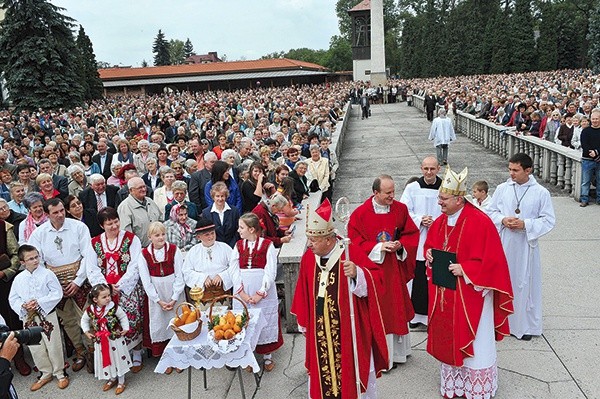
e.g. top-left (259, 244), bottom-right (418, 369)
top-left (0, 82), bottom-right (348, 395)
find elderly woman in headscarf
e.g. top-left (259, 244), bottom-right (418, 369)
top-left (164, 203), bottom-right (198, 253)
top-left (251, 192), bottom-right (292, 248)
top-left (18, 192), bottom-right (48, 244)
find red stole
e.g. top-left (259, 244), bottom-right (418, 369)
top-left (141, 244), bottom-right (177, 277)
top-left (291, 243), bottom-right (388, 399)
top-left (236, 238), bottom-right (271, 269)
top-left (424, 203), bottom-right (514, 366)
top-left (347, 197), bottom-right (419, 335)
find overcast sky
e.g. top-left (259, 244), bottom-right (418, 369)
top-left (51, 0), bottom-right (340, 67)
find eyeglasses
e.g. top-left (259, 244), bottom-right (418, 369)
top-left (437, 195), bottom-right (457, 202)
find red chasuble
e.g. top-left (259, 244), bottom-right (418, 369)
top-left (424, 203), bottom-right (514, 367)
top-left (347, 197), bottom-right (419, 336)
top-left (291, 242), bottom-right (388, 399)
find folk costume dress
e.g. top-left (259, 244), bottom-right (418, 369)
top-left (81, 301), bottom-right (132, 380)
top-left (92, 230), bottom-right (144, 349)
top-left (139, 243), bottom-right (186, 356)
top-left (291, 241), bottom-right (389, 399)
top-left (424, 202), bottom-right (514, 399)
top-left (348, 197), bottom-right (419, 367)
top-left (230, 237), bottom-right (283, 354)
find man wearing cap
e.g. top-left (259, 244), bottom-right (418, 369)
top-left (400, 156), bottom-right (442, 329)
top-left (348, 175), bottom-right (419, 371)
top-left (487, 153), bottom-right (555, 340)
top-left (182, 217), bottom-right (233, 305)
top-left (424, 166), bottom-right (513, 399)
top-left (292, 199), bottom-right (388, 399)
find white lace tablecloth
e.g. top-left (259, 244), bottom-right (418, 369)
top-left (154, 308), bottom-right (266, 373)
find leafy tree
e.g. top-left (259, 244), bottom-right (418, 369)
top-left (168, 39), bottom-right (186, 65)
top-left (183, 38), bottom-right (195, 58)
top-left (588, 0), bottom-right (600, 73)
top-left (323, 35), bottom-right (352, 71)
top-left (75, 25), bottom-right (103, 100)
top-left (141, 59), bottom-right (148, 67)
top-left (284, 48), bottom-right (327, 65)
top-left (97, 61), bottom-right (112, 69)
top-left (0, 0), bottom-right (84, 110)
top-left (152, 29), bottom-right (170, 66)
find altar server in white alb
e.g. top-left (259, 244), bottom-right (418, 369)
top-left (487, 153), bottom-right (555, 341)
top-left (428, 108), bottom-right (456, 165)
top-left (400, 156), bottom-right (442, 328)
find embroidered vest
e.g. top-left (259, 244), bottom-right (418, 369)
top-left (86, 305), bottom-right (123, 340)
top-left (141, 244), bottom-right (177, 277)
top-left (236, 238), bottom-right (271, 270)
top-left (92, 231), bottom-right (135, 284)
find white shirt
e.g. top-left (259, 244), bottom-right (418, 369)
top-left (182, 241), bottom-right (233, 289)
top-left (9, 266), bottom-right (63, 319)
top-left (28, 218), bottom-right (104, 287)
top-left (229, 238), bottom-right (278, 295)
top-left (210, 201), bottom-right (231, 225)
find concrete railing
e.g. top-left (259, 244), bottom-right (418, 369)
top-left (413, 95), bottom-right (583, 200)
top-left (278, 101), bottom-right (351, 333)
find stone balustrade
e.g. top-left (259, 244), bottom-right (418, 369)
top-left (413, 95), bottom-right (582, 200)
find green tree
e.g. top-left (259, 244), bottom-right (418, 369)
top-left (0, 0), bottom-right (84, 110)
top-left (152, 29), bottom-right (170, 66)
top-left (141, 59), bottom-right (148, 67)
top-left (75, 25), bottom-right (103, 100)
top-left (486, 6), bottom-right (512, 74)
top-left (588, 0), bottom-right (600, 73)
top-left (168, 39), bottom-right (185, 65)
top-left (508, 0), bottom-right (536, 72)
top-left (284, 48), bottom-right (327, 65)
top-left (323, 35), bottom-right (352, 71)
top-left (183, 38), bottom-right (194, 58)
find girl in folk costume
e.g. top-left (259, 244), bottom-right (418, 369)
top-left (229, 213), bottom-right (283, 371)
top-left (92, 207), bottom-right (145, 373)
top-left (138, 222), bottom-right (185, 369)
top-left (81, 284), bottom-right (131, 395)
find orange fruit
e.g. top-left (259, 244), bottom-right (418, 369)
top-left (213, 324), bottom-right (222, 332)
top-left (173, 317), bottom-right (184, 327)
top-left (233, 324), bottom-right (241, 333)
top-left (224, 329), bottom-right (235, 340)
top-left (215, 330), bottom-right (224, 340)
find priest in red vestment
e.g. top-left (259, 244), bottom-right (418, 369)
top-left (424, 166), bottom-right (513, 399)
top-left (347, 174), bottom-right (419, 369)
top-left (291, 199), bottom-right (388, 399)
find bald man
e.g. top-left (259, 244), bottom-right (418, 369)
top-left (117, 177), bottom-right (162, 247)
top-left (400, 157), bottom-right (442, 327)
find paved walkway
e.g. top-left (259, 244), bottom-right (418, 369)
top-left (11, 103), bottom-right (600, 398)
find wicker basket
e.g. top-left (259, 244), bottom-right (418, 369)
top-left (207, 295), bottom-right (249, 349)
top-left (170, 302), bottom-right (202, 341)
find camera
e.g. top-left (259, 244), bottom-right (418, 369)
top-left (0, 325), bottom-right (43, 346)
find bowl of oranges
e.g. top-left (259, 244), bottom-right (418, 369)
top-left (170, 302), bottom-right (202, 341)
top-left (207, 295), bottom-right (249, 353)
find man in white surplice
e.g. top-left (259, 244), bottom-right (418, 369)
top-left (487, 153), bottom-right (555, 340)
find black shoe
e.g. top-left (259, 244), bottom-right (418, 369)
top-left (409, 322), bottom-right (420, 329)
top-left (520, 334), bottom-right (533, 341)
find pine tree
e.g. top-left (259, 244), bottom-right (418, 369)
top-left (152, 29), bottom-right (170, 66)
top-left (76, 25), bottom-right (103, 100)
top-left (508, 0), bottom-right (536, 73)
top-left (0, 0), bottom-right (84, 110)
top-left (183, 38), bottom-right (194, 58)
top-left (589, 0), bottom-right (600, 73)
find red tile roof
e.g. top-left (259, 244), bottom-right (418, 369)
top-left (99, 58), bottom-right (327, 81)
top-left (349, 0), bottom-right (370, 12)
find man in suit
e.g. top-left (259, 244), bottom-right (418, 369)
top-left (189, 151), bottom-right (217, 210)
top-left (79, 174), bottom-right (119, 211)
top-left (37, 159), bottom-right (68, 197)
top-left (92, 139), bottom-right (113, 180)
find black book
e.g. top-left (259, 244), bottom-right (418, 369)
top-left (431, 249), bottom-right (457, 290)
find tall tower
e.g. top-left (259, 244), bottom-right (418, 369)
top-left (348, 0), bottom-right (386, 84)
